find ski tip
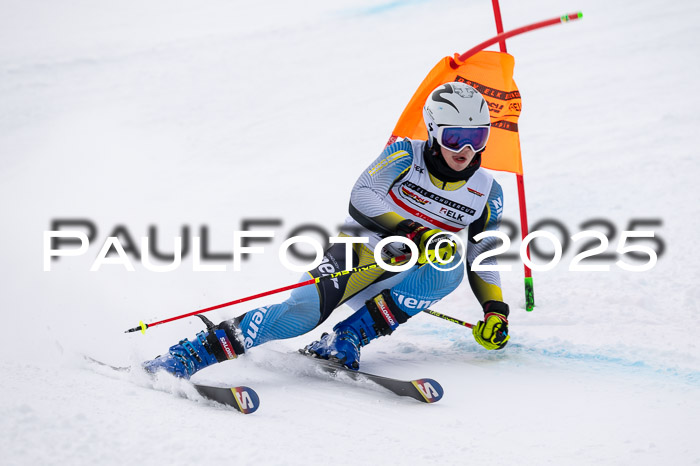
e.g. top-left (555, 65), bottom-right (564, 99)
top-left (411, 378), bottom-right (444, 403)
top-left (231, 386), bottom-right (260, 414)
top-left (83, 355), bottom-right (131, 372)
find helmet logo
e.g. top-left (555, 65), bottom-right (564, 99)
top-left (454, 86), bottom-right (475, 98)
top-left (431, 84), bottom-right (459, 113)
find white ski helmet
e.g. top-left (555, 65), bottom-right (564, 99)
top-left (423, 82), bottom-right (491, 153)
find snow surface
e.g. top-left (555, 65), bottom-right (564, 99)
top-left (2, 0), bottom-right (700, 464)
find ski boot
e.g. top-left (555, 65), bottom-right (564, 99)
top-left (143, 315), bottom-right (245, 379)
top-left (303, 290), bottom-right (410, 370)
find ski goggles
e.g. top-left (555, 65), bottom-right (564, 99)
top-left (436, 125), bottom-right (490, 153)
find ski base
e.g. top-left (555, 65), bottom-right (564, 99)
top-left (84, 356), bottom-right (260, 414)
top-left (300, 353), bottom-right (444, 403)
top-left (194, 385), bottom-right (259, 414)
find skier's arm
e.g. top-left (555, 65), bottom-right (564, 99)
top-left (349, 140), bottom-right (414, 235)
top-left (466, 180), bottom-right (505, 304)
top-left (467, 180), bottom-right (510, 350)
top-left (349, 140), bottom-right (455, 264)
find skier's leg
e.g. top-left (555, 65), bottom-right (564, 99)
top-left (304, 254), bottom-right (464, 370)
top-left (235, 278), bottom-right (322, 350)
top-left (233, 235), bottom-right (387, 350)
top-left (143, 239), bottom-right (363, 378)
top-left (141, 280), bottom-right (323, 379)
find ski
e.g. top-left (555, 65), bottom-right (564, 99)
top-left (84, 356), bottom-right (260, 414)
top-left (193, 384), bottom-right (259, 414)
top-left (298, 352), bottom-right (444, 403)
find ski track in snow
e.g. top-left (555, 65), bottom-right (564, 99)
top-left (2, 0), bottom-right (700, 464)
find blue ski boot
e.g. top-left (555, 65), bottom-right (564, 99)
top-left (143, 315), bottom-right (245, 379)
top-left (303, 290), bottom-right (410, 370)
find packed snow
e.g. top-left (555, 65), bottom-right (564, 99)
top-left (1, 0), bottom-right (699, 464)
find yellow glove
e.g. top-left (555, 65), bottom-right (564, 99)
top-left (473, 301), bottom-right (510, 350)
top-left (396, 220), bottom-right (456, 265)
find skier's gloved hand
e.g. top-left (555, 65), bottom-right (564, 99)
top-left (473, 301), bottom-right (510, 350)
top-left (396, 220), bottom-right (456, 265)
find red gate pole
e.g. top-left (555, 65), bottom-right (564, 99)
top-left (491, 0), bottom-right (535, 311)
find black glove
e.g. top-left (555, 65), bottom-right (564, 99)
top-left (472, 301), bottom-right (510, 350)
top-left (396, 220), bottom-right (456, 264)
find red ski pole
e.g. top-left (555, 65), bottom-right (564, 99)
top-left (125, 254), bottom-right (413, 334)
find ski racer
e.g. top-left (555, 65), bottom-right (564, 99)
top-left (143, 82), bottom-right (511, 377)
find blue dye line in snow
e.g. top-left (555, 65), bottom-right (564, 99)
top-left (341, 0), bottom-right (430, 17)
top-left (412, 324), bottom-right (700, 386)
top-left (510, 343), bottom-right (700, 386)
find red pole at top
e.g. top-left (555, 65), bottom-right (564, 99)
top-left (491, 0), bottom-right (508, 52)
top-left (458, 12), bottom-right (582, 62)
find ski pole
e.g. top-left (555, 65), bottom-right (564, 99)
top-left (423, 309), bottom-right (474, 329)
top-left (125, 253), bottom-right (413, 334)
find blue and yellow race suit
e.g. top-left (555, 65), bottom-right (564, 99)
top-left (234, 139), bottom-right (505, 350)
